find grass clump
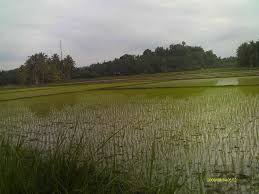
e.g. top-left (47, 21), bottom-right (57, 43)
top-left (0, 130), bottom-right (186, 194)
top-left (0, 136), bottom-right (130, 194)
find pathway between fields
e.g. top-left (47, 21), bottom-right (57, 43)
top-left (216, 78), bottom-right (239, 86)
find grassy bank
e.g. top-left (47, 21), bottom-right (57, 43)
top-left (0, 135), bottom-right (131, 194)
top-left (0, 132), bottom-right (184, 194)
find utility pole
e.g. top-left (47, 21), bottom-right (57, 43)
top-left (60, 40), bottom-right (63, 61)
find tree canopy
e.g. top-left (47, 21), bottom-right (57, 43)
top-left (15, 53), bottom-right (75, 85)
top-left (237, 41), bottom-right (259, 68)
top-left (84, 42), bottom-right (221, 78)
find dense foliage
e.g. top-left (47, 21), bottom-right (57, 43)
top-left (219, 57), bottom-right (237, 67)
top-left (0, 70), bottom-right (17, 85)
top-left (15, 53), bottom-right (75, 85)
top-left (75, 42), bottom-right (220, 78)
top-left (237, 41), bottom-right (259, 68)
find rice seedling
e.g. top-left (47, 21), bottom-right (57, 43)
top-left (0, 83), bottom-right (258, 193)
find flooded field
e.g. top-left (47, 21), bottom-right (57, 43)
top-left (0, 76), bottom-right (259, 193)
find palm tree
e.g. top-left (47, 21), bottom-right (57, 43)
top-left (25, 53), bottom-right (48, 84)
top-left (62, 55), bottom-right (75, 80)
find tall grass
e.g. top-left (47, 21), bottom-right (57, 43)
top-left (0, 123), bottom-right (184, 194)
top-left (0, 130), bottom-right (140, 194)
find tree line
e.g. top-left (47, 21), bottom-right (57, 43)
top-left (74, 42), bottom-right (223, 78)
top-left (3, 40), bottom-right (259, 86)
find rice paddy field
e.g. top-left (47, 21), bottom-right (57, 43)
top-left (0, 69), bottom-right (259, 193)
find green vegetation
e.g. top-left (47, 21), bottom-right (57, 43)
top-left (0, 81), bottom-right (150, 102)
top-left (0, 68), bottom-right (258, 193)
top-left (17, 53), bottom-right (75, 85)
top-left (85, 42), bottom-right (221, 77)
top-left (0, 133), bottom-right (132, 194)
top-left (237, 41), bottom-right (259, 67)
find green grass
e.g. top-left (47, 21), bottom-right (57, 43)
top-left (0, 81), bottom-right (151, 102)
top-left (121, 78), bottom-right (218, 88)
top-left (0, 135), bottom-right (132, 194)
top-left (117, 76), bottom-right (259, 89)
top-left (239, 76), bottom-right (259, 85)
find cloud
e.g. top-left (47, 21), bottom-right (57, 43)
top-left (0, 0), bottom-right (258, 69)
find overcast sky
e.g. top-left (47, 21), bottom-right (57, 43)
top-left (0, 0), bottom-right (258, 70)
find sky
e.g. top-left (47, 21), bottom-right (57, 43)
top-left (0, 0), bottom-right (258, 70)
